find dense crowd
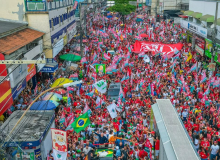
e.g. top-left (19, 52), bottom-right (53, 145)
top-left (2, 7), bottom-right (220, 160)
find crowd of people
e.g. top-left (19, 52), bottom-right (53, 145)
top-left (2, 6), bottom-right (220, 160)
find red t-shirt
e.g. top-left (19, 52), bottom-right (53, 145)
top-left (155, 140), bottom-right (160, 150)
top-left (200, 151), bottom-right (208, 159)
top-left (139, 150), bottom-right (148, 158)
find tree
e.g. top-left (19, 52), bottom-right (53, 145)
top-left (107, 3), bottom-right (136, 15)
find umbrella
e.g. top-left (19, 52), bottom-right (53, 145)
top-left (55, 89), bottom-right (66, 94)
top-left (136, 18), bottom-right (143, 22)
top-left (30, 100), bottom-right (58, 110)
top-left (59, 54), bottom-right (82, 62)
top-left (71, 52), bottom-right (80, 56)
top-left (140, 34), bottom-right (149, 38)
top-left (107, 15), bottom-right (113, 18)
top-left (42, 92), bottom-right (62, 101)
top-left (51, 78), bottom-right (73, 87)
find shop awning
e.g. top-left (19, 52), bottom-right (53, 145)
top-left (217, 18), bottom-right (220, 26)
top-left (191, 12), bottom-right (202, 19)
top-left (184, 10), bottom-right (194, 16)
top-left (178, 15), bottom-right (188, 18)
top-left (200, 14), bottom-right (214, 22)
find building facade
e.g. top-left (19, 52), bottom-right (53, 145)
top-left (180, 0), bottom-right (220, 65)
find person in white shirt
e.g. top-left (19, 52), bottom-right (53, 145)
top-left (83, 145), bottom-right (92, 155)
top-left (182, 109), bottom-right (188, 122)
top-left (210, 141), bottom-right (219, 160)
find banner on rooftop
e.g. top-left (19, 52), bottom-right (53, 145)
top-left (133, 41), bottom-right (183, 56)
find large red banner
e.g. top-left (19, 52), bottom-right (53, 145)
top-left (133, 41), bottom-right (183, 56)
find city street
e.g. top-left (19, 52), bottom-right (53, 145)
top-left (0, 0), bottom-right (220, 160)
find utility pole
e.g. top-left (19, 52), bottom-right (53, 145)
top-left (212, 2), bottom-right (218, 63)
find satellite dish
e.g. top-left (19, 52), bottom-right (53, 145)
top-left (210, 24), bottom-right (215, 29)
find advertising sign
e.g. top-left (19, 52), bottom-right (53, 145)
top-left (40, 63), bottom-right (58, 73)
top-left (195, 36), bottom-right (205, 56)
top-left (51, 129), bottom-right (67, 152)
top-left (0, 80), bottom-right (13, 116)
top-left (53, 39), bottom-right (64, 58)
top-left (34, 148), bottom-right (42, 160)
top-left (181, 20), bottom-right (207, 38)
top-left (205, 39), bottom-right (220, 65)
top-left (12, 79), bottom-right (27, 100)
top-left (73, 1), bottom-right (78, 10)
top-left (8, 64), bottom-right (28, 88)
top-left (26, 64), bottom-right (36, 82)
top-left (67, 22), bottom-right (77, 42)
top-left (0, 53), bottom-right (7, 76)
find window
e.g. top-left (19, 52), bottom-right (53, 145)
top-left (51, 18), bottom-right (54, 30)
top-left (59, 16), bottom-right (61, 26)
top-left (62, 15), bottom-right (64, 24)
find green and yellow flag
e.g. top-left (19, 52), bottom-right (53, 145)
top-left (71, 112), bottom-right (91, 133)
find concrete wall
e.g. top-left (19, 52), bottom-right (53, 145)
top-left (26, 14), bottom-right (51, 49)
top-left (0, 0), bottom-right (26, 22)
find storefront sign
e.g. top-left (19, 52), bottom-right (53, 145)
top-left (195, 36), bottom-right (205, 56)
top-left (26, 64), bottom-right (36, 82)
top-left (0, 80), bottom-right (13, 116)
top-left (67, 22), bottom-right (77, 42)
top-left (34, 148), bottom-right (42, 160)
top-left (0, 53), bottom-right (7, 76)
top-left (8, 64), bottom-right (28, 88)
top-left (37, 54), bottom-right (46, 72)
top-left (181, 20), bottom-right (207, 38)
top-left (12, 79), bottom-right (27, 100)
top-left (53, 38), bottom-right (64, 58)
top-left (40, 63), bottom-right (58, 73)
top-left (205, 39), bottom-right (220, 65)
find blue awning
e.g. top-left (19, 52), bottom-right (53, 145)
top-left (40, 62), bottom-right (58, 73)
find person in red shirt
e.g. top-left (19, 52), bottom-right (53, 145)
top-left (200, 138), bottom-right (210, 150)
top-left (199, 148), bottom-right (209, 160)
top-left (153, 136), bottom-right (160, 159)
top-left (139, 149), bottom-right (148, 159)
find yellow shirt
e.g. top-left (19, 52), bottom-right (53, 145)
top-left (0, 115), bottom-right (5, 121)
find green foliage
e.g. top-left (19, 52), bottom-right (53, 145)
top-left (107, 4), bottom-right (136, 15)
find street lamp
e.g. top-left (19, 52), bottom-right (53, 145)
top-left (3, 80), bottom-right (83, 143)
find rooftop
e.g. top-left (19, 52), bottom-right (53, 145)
top-left (152, 99), bottom-right (200, 160)
top-left (0, 110), bottom-right (54, 143)
top-left (0, 28), bottom-right (44, 55)
top-left (0, 19), bottom-right (28, 37)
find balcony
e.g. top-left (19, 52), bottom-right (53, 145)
top-left (25, 0), bottom-right (73, 12)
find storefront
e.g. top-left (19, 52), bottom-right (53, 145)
top-left (40, 59), bottom-right (59, 80)
top-left (205, 38), bottom-right (220, 65)
top-left (187, 30), bottom-right (193, 44)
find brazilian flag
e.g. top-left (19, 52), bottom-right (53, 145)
top-left (71, 112), bottom-right (91, 133)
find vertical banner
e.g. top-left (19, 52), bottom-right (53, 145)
top-left (51, 129), bottom-right (67, 152)
top-left (34, 148), bottom-right (42, 160)
top-left (95, 64), bottom-right (106, 77)
top-left (30, 152), bottom-right (35, 160)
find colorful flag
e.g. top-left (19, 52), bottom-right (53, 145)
top-left (188, 62), bottom-right (197, 73)
top-left (107, 103), bottom-right (118, 118)
top-left (71, 112), bottom-right (91, 133)
top-left (53, 149), bottom-right (67, 160)
top-left (93, 80), bottom-right (107, 94)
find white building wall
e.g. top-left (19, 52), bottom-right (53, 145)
top-left (189, 1), bottom-right (220, 18)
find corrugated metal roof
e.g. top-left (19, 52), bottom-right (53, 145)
top-left (152, 99), bottom-right (200, 160)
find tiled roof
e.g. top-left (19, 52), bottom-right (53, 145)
top-left (0, 28), bottom-right (44, 55)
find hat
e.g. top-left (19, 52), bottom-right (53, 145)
top-left (76, 149), bottom-right (81, 153)
top-left (116, 146), bottom-right (119, 150)
top-left (151, 131), bottom-right (155, 134)
top-left (73, 155), bottom-right (76, 158)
